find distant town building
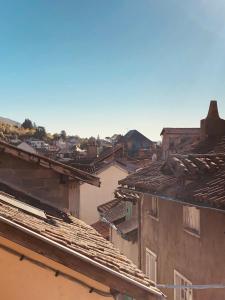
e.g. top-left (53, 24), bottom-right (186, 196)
top-left (29, 139), bottom-right (49, 150)
top-left (117, 129), bottom-right (154, 158)
top-left (17, 142), bottom-right (37, 154)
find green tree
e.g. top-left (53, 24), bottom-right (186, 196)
top-left (60, 130), bottom-right (67, 141)
top-left (21, 118), bottom-right (34, 129)
top-left (35, 126), bottom-right (46, 139)
top-left (53, 133), bottom-right (60, 140)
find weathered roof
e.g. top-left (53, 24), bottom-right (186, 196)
top-left (120, 161), bottom-right (176, 194)
top-left (115, 189), bottom-right (141, 201)
top-left (98, 199), bottom-right (127, 222)
top-left (123, 130), bottom-right (153, 145)
top-left (91, 220), bottom-right (110, 240)
top-left (0, 140), bottom-right (100, 187)
top-left (119, 154), bottom-right (225, 210)
top-left (94, 144), bottom-right (124, 164)
top-left (190, 135), bottom-right (225, 154)
top-left (0, 190), bottom-right (163, 299)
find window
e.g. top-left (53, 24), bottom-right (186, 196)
top-left (174, 270), bottom-right (193, 300)
top-left (123, 296), bottom-right (133, 300)
top-left (183, 206), bottom-right (200, 235)
top-left (125, 201), bottom-right (132, 220)
top-left (115, 295), bottom-right (133, 300)
top-left (149, 196), bottom-right (159, 219)
top-left (145, 248), bottom-right (157, 282)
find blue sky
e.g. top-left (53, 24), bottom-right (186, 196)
top-left (1, 0), bottom-right (225, 140)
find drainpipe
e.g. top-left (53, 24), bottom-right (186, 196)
top-left (138, 192), bottom-right (144, 269)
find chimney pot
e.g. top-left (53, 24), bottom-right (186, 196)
top-left (201, 100), bottom-right (225, 138)
top-left (207, 100), bottom-right (220, 118)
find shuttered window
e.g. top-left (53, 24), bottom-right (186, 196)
top-left (146, 248), bottom-right (157, 282)
top-left (150, 196), bottom-right (159, 219)
top-left (125, 201), bottom-right (133, 220)
top-left (183, 206), bottom-right (200, 235)
top-left (174, 270), bottom-right (193, 300)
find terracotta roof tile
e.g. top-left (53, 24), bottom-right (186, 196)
top-left (0, 192), bottom-right (161, 294)
top-left (91, 220), bottom-right (110, 240)
top-left (119, 154), bottom-right (225, 210)
top-left (98, 199), bottom-right (127, 222)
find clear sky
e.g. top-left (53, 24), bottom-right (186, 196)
top-left (1, 0), bottom-right (225, 140)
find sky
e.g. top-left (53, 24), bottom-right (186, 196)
top-left (1, 0), bottom-right (225, 140)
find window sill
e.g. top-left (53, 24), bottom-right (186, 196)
top-left (149, 214), bottom-right (159, 222)
top-left (184, 228), bottom-right (200, 238)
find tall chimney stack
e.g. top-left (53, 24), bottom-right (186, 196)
top-left (207, 100), bottom-right (220, 118)
top-left (201, 100), bottom-right (225, 138)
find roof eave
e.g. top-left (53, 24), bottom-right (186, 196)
top-left (0, 140), bottom-right (100, 187)
top-left (0, 216), bottom-right (164, 299)
top-left (119, 186), bottom-right (225, 213)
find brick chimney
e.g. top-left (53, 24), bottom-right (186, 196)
top-left (86, 143), bottom-right (97, 159)
top-left (201, 100), bottom-right (225, 138)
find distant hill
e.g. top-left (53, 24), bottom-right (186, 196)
top-left (0, 117), bottom-right (20, 127)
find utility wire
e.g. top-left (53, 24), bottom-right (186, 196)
top-left (156, 283), bottom-right (225, 290)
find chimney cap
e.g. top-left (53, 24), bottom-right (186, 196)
top-left (207, 100), bottom-right (220, 119)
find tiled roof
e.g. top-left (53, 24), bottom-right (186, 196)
top-left (213, 136), bottom-right (225, 153)
top-left (115, 190), bottom-right (140, 201)
top-left (67, 162), bottom-right (96, 174)
top-left (120, 161), bottom-right (177, 193)
top-left (123, 130), bottom-right (153, 144)
top-left (98, 199), bottom-right (127, 222)
top-left (119, 154), bottom-right (225, 210)
top-left (98, 198), bottom-right (122, 214)
top-left (91, 220), bottom-right (110, 240)
top-left (94, 144), bottom-right (124, 164)
top-left (0, 191), bottom-right (162, 296)
top-left (190, 136), bottom-right (224, 154)
top-left (192, 169), bottom-right (225, 208)
top-left (66, 158), bottom-right (136, 175)
top-left (164, 154), bottom-right (225, 180)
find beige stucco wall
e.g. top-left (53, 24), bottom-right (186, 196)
top-left (80, 164), bottom-right (128, 225)
top-left (0, 236), bottom-right (113, 300)
top-left (111, 228), bottom-right (138, 266)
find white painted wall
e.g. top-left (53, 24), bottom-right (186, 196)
top-left (80, 164), bottom-right (128, 225)
top-left (18, 142), bottom-right (37, 154)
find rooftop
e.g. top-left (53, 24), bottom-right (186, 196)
top-left (119, 101), bottom-right (225, 210)
top-left (91, 220), bottom-right (110, 240)
top-left (123, 130), bottom-right (153, 144)
top-left (0, 189), bottom-right (163, 299)
top-left (119, 153), bottom-right (225, 210)
top-left (98, 198), bottom-right (127, 222)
